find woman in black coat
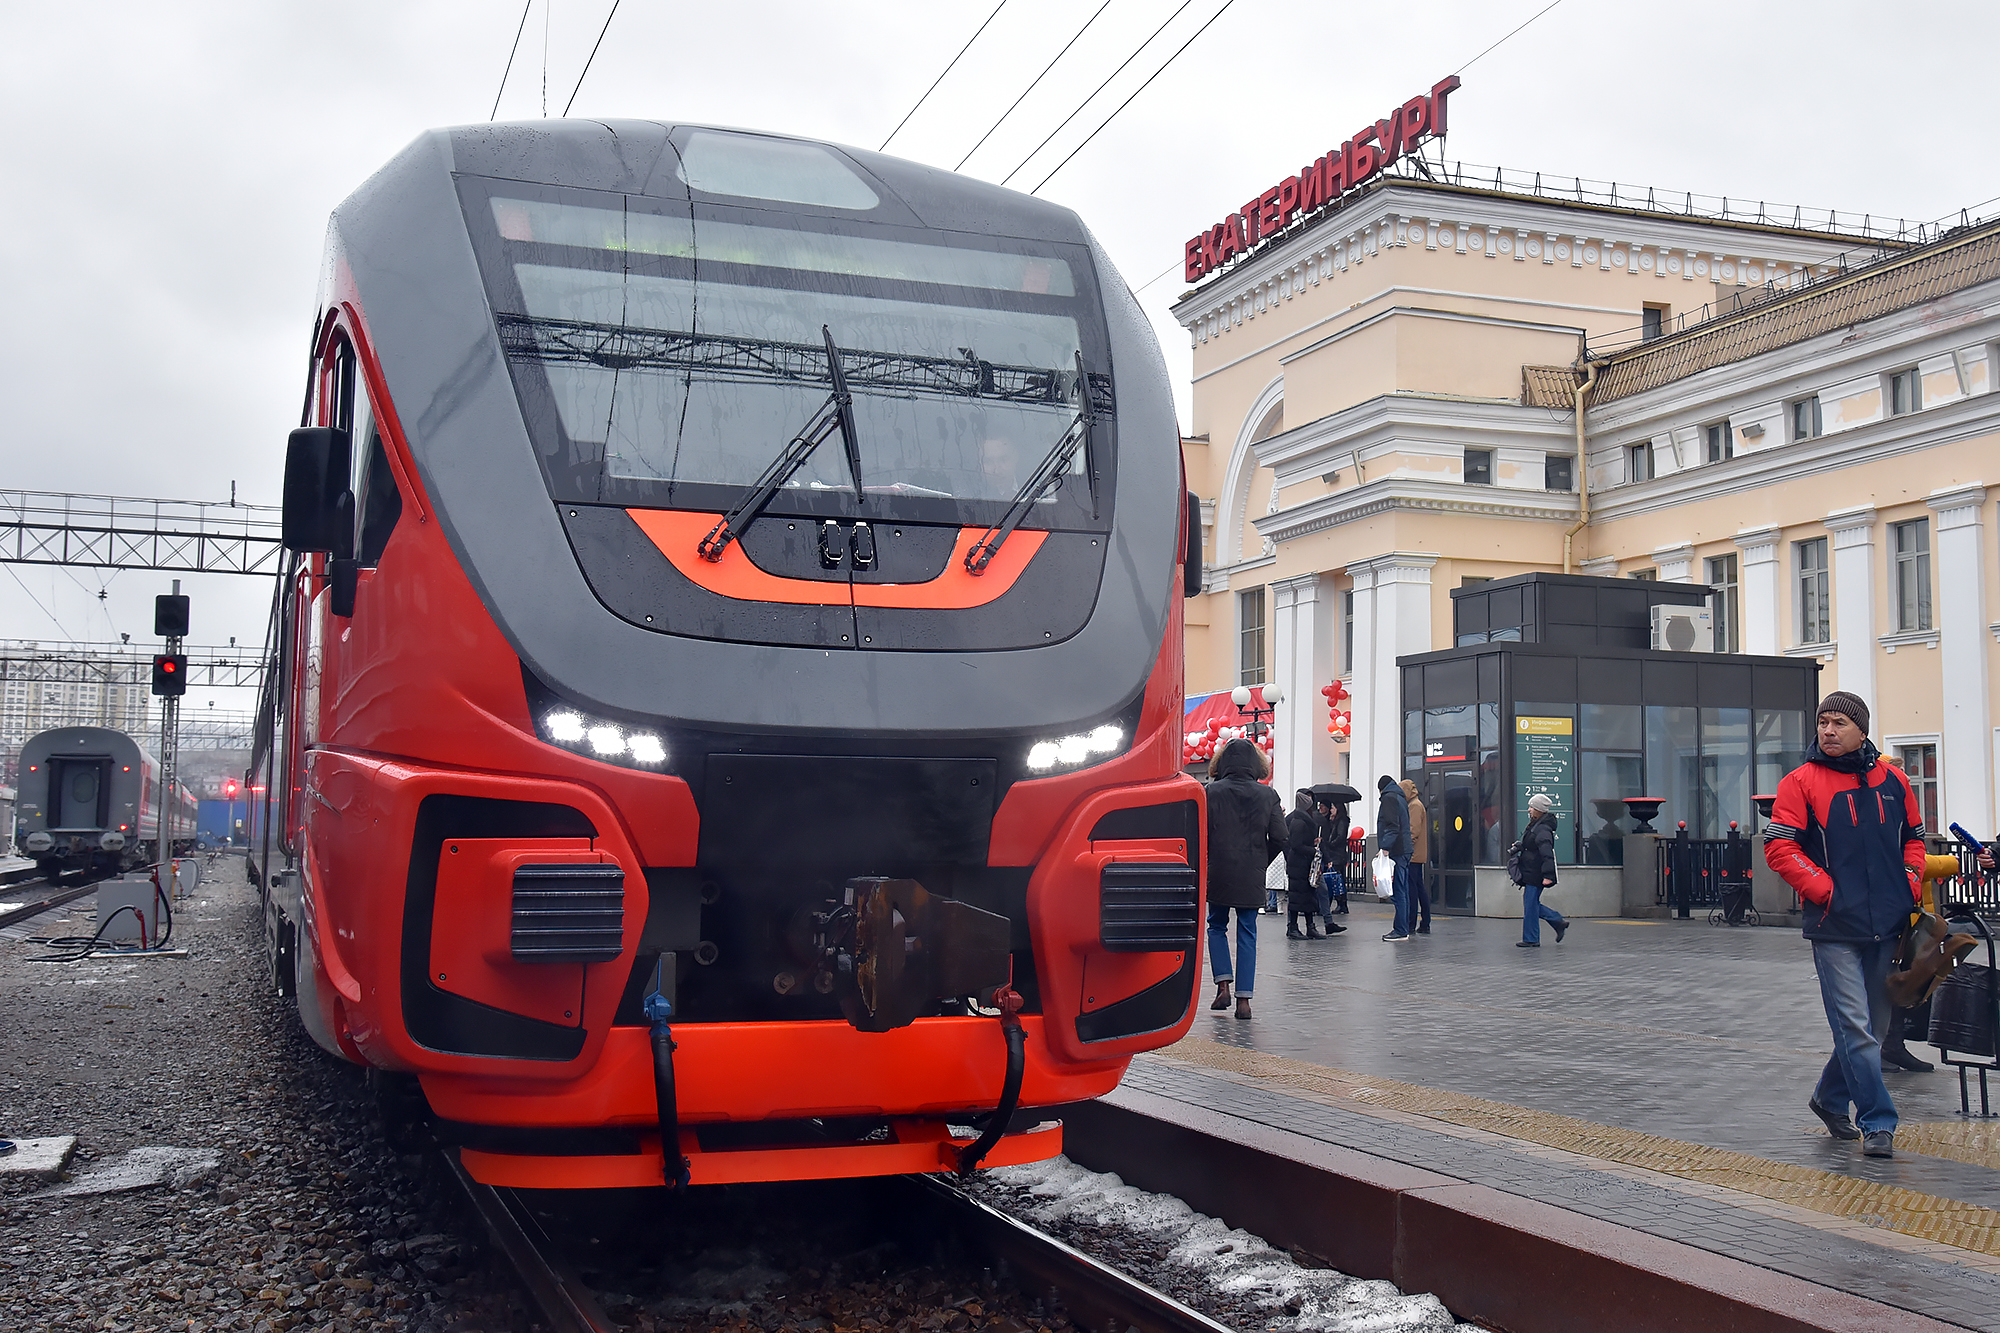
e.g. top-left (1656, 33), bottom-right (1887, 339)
top-left (1204, 738), bottom-right (1285, 1019)
top-left (1515, 792), bottom-right (1570, 947)
top-left (1284, 792), bottom-right (1325, 940)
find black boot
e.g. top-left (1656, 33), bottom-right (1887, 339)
top-left (1334, 895), bottom-right (1349, 915)
top-left (1305, 916), bottom-right (1324, 939)
top-left (1286, 911), bottom-right (1306, 940)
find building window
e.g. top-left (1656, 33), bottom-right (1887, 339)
top-left (1642, 304), bottom-right (1667, 341)
top-left (1797, 538), bottom-right (1830, 644)
top-left (1706, 554), bottom-right (1738, 653)
top-left (1628, 444), bottom-right (1653, 482)
top-left (1889, 367), bottom-right (1922, 416)
top-left (1463, 448), bottom-right (1493, 486)
top-left (1891, 518), bottom-right (1932, 632)
top-left (1545, 454), bottom-right (1574, 491)
top-left (1238, 588), bottom-right (1266, 685)
top-left (1629, 569), bottom-right (1658, 581)
top-left (1894, 743), bottom-right (1939, 832)
top-left (1341, 590), bottom-right (1354, 676)
top-left (1790, 396), bottom-right (1822, 440)
top-left (1704, 421), bottom-right (1733, 462)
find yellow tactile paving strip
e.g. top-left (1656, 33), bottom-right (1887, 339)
top-left (1163, 1034), bottom-right (2000, 1260)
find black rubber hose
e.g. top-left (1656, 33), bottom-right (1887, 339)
top-left (956, 1018), bottom-right (1026, 1177)
top-left (650, 1018), bottom-right (691, 1190)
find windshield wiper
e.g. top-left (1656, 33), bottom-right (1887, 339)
top-left (964, 351), bottom-right (1096, 576)
top-left (697, 325), bottom-right (864, 562)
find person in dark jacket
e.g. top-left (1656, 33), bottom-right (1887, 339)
top-left (1376, 775), bottom-right (1413, 941)
top-left (1205, 738), bottom-right (1286, 1020)
top-left (1515, 793), bottom-right (1569, 947)
top-left (1765, 691), bottom-right (1925, 1159)
top-left (1318, 798), bottom-right (1351, 915)
top-left (1284, 792), bottom-right (1326, 940)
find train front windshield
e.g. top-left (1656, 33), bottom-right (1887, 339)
top-left (461, 174), bottom-right (1114, 523)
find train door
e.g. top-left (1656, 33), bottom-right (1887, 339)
top-left (49, 757), bottom-right (109, 831)
top-left (1427, 766), bottom-right (1477, 913)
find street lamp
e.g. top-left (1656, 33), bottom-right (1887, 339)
top-left (1230, 682), bottom-right (1283, 739)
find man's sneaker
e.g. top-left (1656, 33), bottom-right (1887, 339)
top-left (1382, 932), bottom-right (1410, 942)
top-left (1515, 940), bottom-right (1540, 948)
top-left (1862, 1131), bottom-right (1895, 1158)
top-left (1808, 1097), bottom-right (1861, 1140)
top-left (1552, 920), bottom-right (1569, 943)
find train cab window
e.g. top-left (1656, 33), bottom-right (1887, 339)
top-left (465, 181), bottom-right (1112, 530)
top-left (356, 431), bottom-right (403, 566)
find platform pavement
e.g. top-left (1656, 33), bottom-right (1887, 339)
top-left (1147, 900), bottom-right (2000, 1328)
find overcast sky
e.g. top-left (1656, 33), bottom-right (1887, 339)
top-left (3, 0), bottom-right (1996, 703)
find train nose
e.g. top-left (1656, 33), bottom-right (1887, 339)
top-left (24, 832), bottom-right (53, 853)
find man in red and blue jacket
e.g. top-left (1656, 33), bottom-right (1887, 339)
top-left (1763, 690), bottom-right (1924, 1159)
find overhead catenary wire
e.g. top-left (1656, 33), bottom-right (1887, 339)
top-left (880, 0), bottom-right (1011, 152)
top-left (1451, 0), bottom-right (1563, 74)
top-left (562, 0), bottom-right (624, 117)
top-left (490, 0), bottom-right (535, 120)
top-left (1030, 0), bottom-right (1238, 195)
top-left (997, 0), bottom-right (1198, 188)
top-left (954, 0), bottom-right (1116, 172)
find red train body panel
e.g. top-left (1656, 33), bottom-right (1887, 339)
top-left (252, 121), bottom-right (1203, 1188)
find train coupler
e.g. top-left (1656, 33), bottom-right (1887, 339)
top-left (816, 877), bottom-right (1011, 1032)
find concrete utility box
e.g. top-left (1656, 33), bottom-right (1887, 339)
top-left (95, 878), bottom-right (163, 947)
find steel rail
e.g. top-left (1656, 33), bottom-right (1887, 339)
top-left (0, 882), bottom-right (101, 931)
top-left (913, 1174), bottom-right (1236, 1333)
top-left (438, 1149), bottom-right (620, 1333)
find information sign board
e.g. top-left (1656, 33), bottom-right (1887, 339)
top-left (1514, 715), bottom-right (1575, 864)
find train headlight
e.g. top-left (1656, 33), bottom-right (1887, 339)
top-left (1025, 724), bottom-right (1124, 774)
top-left (539, 709), bottom-right (669, 770)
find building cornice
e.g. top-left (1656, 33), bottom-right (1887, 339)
top-left (1255, 476), bottom-right (1577, 545)
top-left (1928, 482), bottom-right (1989, 525)
top-left (1253, 393), bottom-right (1573, 487)
top-left (1587, 392), bottom-right (2000, 524)
top-left (1584, 280), bottom-right (2000, 443)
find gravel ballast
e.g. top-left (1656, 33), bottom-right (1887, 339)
top-left (0, 860), bottom-right (533, 1332)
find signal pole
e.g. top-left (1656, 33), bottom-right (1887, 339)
top-left (154, 581), bottom-right (188, 865)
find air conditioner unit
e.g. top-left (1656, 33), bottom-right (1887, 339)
top-left (1650, 604), bottom-right (1713, 653)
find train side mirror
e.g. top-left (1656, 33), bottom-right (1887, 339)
top-left (1183, 490), bottom-right (1202, 599)
top-left (282, 427), bottom-right (352, 554)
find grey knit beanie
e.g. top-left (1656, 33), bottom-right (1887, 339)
top-left (1817, 690), bottom-right (1870, 735)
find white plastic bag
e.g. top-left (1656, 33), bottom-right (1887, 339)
top-left (1371, 851), bottom-right (1396, 900)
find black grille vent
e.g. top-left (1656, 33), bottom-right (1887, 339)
top-left (511, 863), bottom-right (625, 963)
top-left (1099, 863), bottom-right (1198, 953)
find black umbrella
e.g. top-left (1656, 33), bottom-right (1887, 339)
top-left (1308, 783), bottom-right (1363, 803)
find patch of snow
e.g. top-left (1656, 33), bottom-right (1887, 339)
top-left (34, 1145), bottom-right (219, 1198)
top-left (989, 1155), bottom-right (1459, 1332)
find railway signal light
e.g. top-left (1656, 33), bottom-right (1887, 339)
top-left (152, 654), bottom-right (187, 697)
top-left (223, 778), bottom-right (239, 799)
top-left (154, 594), bottom-right (191, 638)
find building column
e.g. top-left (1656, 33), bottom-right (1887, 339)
top-left (1269, 573), bottom-right (1337, 797)
top-left (1734, 526), bottom-right (1781, 657)
top-left (1826, 506), bottom-right (1878, 708)
top-left (1928, 484), bottom-right (1992, 831)
top-left (1348, 553), bottom-right (1437, 790)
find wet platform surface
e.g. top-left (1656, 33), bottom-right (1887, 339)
top-left (1154, 902), bottom-right (2000, 1329)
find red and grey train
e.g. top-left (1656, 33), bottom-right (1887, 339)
top-left (17, 726), bottom-right (198, 877)
top-left (250, 120), bottom-right (1204, 1188)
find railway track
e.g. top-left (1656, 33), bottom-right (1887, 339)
top-left (439, 1148), bottom-right (1235, 1333)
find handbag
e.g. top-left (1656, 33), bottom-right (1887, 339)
top-left (1505, 840), bottom-right (1526, 887)
top-left (1370, 851), bottom-right (1396, 900)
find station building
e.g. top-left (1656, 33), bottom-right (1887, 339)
top-left (1174, 142), bottom-right (2000, 875)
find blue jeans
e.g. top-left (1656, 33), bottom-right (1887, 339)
top-left (1390, 856), bottom-right (1414, 935)
top-left (1208, 903), bottom-right (1257, 997)
top-left (1811, 939), bottom-right (1898, 1136)
top-left (1522, 883), bottom-right (1566, 942)
top-left (1409, 861), bottom-right (1432, 929)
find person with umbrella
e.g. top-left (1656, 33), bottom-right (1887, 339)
top-left (1309, 783), bottom-right (1361, 919)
